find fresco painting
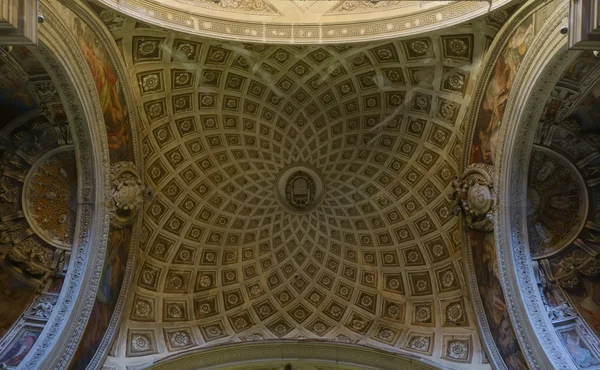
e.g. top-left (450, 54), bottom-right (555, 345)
top-left (0, 60), bottom-right (38, 125)
top-left (558, 327), bottom-right (600, 368)
top-left (470, 231), bottom-right (528, 369)
top-left (562, 51), bottom-right (599, 83)
top-left (0, 267), bottom-right (36, 338)
top-left (0, 328), bottom-right (42, 366)
top-left (470, 16), bottom-right (534, 165)
top-left (563, 275), bottom-right (600, 338)
top-left (72, 17), bottom-right (133, 163)
top-left (62, 8), bottom-right (137, 369)
top-left (71, 226), bottom-right (132, 369)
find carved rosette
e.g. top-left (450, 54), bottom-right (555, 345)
top-left (108, 161), bottom-right (153, 228)
top-left (447, 163), bottom-right (497, 232)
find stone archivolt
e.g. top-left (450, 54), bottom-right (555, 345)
top-left (93, 9), bottom-right (507, 369)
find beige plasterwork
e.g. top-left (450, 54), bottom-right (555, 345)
top-left (92, 0), bottom-right (517, 43)
top-left (91, 4), bottom-right (513, 367)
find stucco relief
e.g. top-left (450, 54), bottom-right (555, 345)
top-left (23, 147), bottom-right (77, 249)
top-left (527, 145), bottom-right (587, 259)
top-left (175, 0), bottom-right (281, 15)
top-left (108, 161), bottom-right (154, 229)
top-left (90, 0), bottom-right (514, 43)
top-left (0, 47), bottom-right (80, 369)
top-left (447, 163), bottom-right (496, 232)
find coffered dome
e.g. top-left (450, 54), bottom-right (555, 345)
top-left (96, 11), bottom-right (504, 368)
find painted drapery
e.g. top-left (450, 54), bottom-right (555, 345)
top-left (470, 17), bottom-right (534, 165)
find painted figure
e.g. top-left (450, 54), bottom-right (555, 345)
top-left (562, 330), bottom-right (600, 368)
top-left (472, 19), bottom-right (533, 164)
top-left (0, 330), bottom-right (40, 366)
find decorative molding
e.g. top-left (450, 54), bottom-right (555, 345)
top-left (16, 1), bottom-right (112, 369)
top-left (138, 341), bottom-right (441, 370)
top-left (53, 0), bottom-right (145, 369)
top-left (493, 1), bottom-right (586, 369)
top-left (460, 1), bottom-right (555, 369)
top-left (89, 0), bottom-right (516, 44)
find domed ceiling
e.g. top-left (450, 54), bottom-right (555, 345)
top-left (97, 8), bottom-right (509, 369)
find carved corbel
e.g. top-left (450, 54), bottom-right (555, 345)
top-left (447, 163), bottom-right (497, 232)
top-left (107, 161), bottom-right (154, 229)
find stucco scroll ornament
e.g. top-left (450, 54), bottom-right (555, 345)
top-left (108, 162), bottom-right (154, 229)
top-left (447, 163), bottom-right (497, 232)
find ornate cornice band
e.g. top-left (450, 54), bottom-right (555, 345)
top-left (90, 0), bottom-right (515, 43)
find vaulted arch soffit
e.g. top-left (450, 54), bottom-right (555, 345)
top-left (86, 2), bottom-right (529, 369)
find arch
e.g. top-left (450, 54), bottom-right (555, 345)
top-left (491, 1), bottom-right (600, 369)
top-left (12, 2), bottom-right (112, 369)
top-left (137, 341), bottom-right (441, 370)
top-left (11, 0), bottom-right (145, 368)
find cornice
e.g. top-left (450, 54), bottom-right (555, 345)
top-left (87, 0), bottom-right (516, 44)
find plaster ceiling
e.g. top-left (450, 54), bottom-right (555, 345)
top-left (97, 8), bottom-right (511, 369)
top-left (92, 0), bottom-right (515, 42)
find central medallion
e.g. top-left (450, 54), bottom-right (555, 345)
top-left (274, 164), bottom-right (325, 213)
top-left (285, 171), bottom-right (316, 210)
